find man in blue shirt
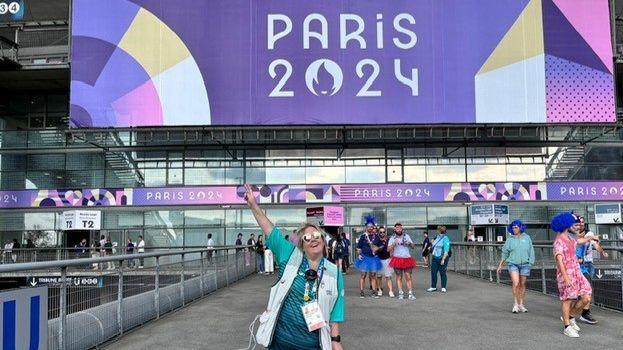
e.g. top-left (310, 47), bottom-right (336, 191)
top-left (355, 223), bottom-right (382, 298)
top-left (575, 217), bottom-right (607, 324)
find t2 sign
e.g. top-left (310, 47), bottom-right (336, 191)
top-left (62, 210), bottom-right (101, 230)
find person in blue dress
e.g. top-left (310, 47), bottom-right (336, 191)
top-left (355, 216), bottom-right (382, 298)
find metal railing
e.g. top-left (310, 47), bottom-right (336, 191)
top-left (0, 246), bottom-right (229, 266)
top-left (0, 246), bottom-right (257, 350)
top-left (449, 242), bottom-right (623, 312)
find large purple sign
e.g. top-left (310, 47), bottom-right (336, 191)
top-left (70, 0), bottom-right (615, 127)
top-left (2, 182), bottom-right (622, 209)
top-left (546, 182), bottom-right (623, 201)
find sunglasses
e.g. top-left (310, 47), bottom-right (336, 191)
top-left (379, 231), bottom-right (386, 234)
top-left (302, 231), bottom-right (323, 242)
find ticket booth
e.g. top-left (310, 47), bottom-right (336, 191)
top-left (62, 210), bottom-right (102, 248)
top-left (469, 204), bottom-right (510, 242)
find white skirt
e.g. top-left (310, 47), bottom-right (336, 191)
top-left (264, 249), bottom-right (274, 273)
top-left (380, 258), bottom-right (394, 277)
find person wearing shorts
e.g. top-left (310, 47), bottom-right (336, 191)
top-left (388, 223), bottom-right (416, 300)
top-left (375, 226), bottom-right (394, 297)
top-left (496, 219), bottom-right (535, 313)
top-left (575, 216), bottom-right (608, 324)
top-left (552, 212), bottom-right (600, 338)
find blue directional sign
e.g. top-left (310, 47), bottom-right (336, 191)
top-left (0, 286), bottom-right (48, 350)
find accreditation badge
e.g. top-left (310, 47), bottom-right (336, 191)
top-left (301, 300), bottom-right (326, 332)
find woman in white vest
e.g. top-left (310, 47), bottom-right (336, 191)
top-left (244, 184), bottom-right (345, 350)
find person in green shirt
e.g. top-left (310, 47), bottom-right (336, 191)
top-left (244, 184), bottom-right (345, 350)
top-left (496, 219), bottom-right (535, 314)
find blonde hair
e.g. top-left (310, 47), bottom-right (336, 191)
top-left (296, 223), bottom-right (327, 251)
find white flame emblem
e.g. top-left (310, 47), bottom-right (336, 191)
top-left (305, 59), bottom-right (343, 96)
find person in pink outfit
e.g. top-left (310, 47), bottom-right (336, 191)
top-left (551, 212), bottom-right (600, 338)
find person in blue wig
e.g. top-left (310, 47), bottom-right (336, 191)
top-left (355, 215), bottom-right (382, 298)
top-left (496, 219), bottom-right (535, 313)
top-left (552, 212), bottom-right (600, 338)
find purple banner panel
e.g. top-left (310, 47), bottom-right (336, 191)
top-left (0, 191), bottom-right (36, 209)
top-left (443, 182), bottom-right (546, 202)
top-left (133, 187), bottom-right (245, 206)
top-left (70, 0), bottom-right (614, 127)
top-left (1, 182), bottom-right (620, 209)
top-left (547, 182), bottom-right (623, 201)
top-left (339, 184), bottom-right (447, 202)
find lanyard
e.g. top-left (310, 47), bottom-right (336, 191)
top-left (301, 257), bottom-right (325, 302)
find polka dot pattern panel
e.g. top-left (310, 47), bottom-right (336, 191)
top-left (545, 55), bottom-right (615, 123)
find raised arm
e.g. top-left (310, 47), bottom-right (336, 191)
top-left (576, 234), bottom-right (599, 245)
top-left (243, 184), bottom-right (274, 236)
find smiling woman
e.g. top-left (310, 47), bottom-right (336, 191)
top-left (243, 184), bottom-right (345, 350)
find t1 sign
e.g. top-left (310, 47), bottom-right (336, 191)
top-left (62, 210), bottom-right (101, 230)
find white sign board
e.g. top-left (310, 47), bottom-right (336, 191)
top-left (470, 204), bottom-right (509, 225)
top-left (0, 287), bottom-right (48, 350)
top-left (594, 204), bottom-right (622, 224)
top-left (62, 210), bottom-right (102, 230)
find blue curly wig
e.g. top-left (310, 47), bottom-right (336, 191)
top-left (551, 212), bottom-right (576, 233)
top-left (507, 219), bottom-right (526, 234)
top-left (364, 214), bottom-right (376, 226)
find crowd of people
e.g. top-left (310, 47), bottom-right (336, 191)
top-left (236, 201), bottom-right (607, 346)
top-left (1, 238), bottom-right (35, 263)
top-left (352, 218), bottom-right (452, 300)
top-left (80, 235), bottom-right (146, 269)
top-left (236, 232), bottom-right (276, 274)
top-left (493, 213), bottom-right (605, 338)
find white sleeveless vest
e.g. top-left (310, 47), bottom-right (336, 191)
top-left (256, 248), bottom-right (339, 349)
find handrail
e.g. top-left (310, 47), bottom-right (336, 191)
top-left (451, 241), bottom-right (623, 252)
top-left (1, 245), bottom-right (237, 252)
top-left (0, 245), bottom-right (253, 273)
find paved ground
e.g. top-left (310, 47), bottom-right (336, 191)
top-left (108, 268), bottom-right (623, 350)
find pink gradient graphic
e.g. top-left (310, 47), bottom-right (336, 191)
top-left (112, 79), bottom-right (163, 126)
top-left (552, 0), bottom-right (613, 73)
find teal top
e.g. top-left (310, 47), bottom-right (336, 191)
top-left (431, 235), bottom-right (451, 258)
top-left (266, 227), bottom-right (345, 349)
top-left (501, 233), bottom-right (535, 265)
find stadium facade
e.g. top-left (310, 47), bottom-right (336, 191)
top-left (1, 0), bottom-right (623, 249)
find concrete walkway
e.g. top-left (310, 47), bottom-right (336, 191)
top-left (108, 268), bottom-right (623, 350)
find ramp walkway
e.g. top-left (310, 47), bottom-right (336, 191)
top-left (107, 268), bottom-right (623, 350)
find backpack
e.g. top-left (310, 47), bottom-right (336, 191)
top-left (330, 239), bottom-right (344, 257)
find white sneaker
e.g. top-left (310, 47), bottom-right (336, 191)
top-left (398, 291), bottom-right (404, 300)
top-left (563, 326), bottom-right (580, 338)
top-left (441, 288), bottom-right (447, 293)
top-left (377, 290), bottom-right (383, 297)
top-left (389, 291), bottom-right (395, 298)
top-left (512, 304), bottom-right (519, 313)
top-left (518, 304), bottom-right (528, 313)
top-left (560, 317), bottom-right (580, 332)
top-left (408, 292), bottom-right (416, 300)
top-left (426, 288), bottom-right (437, 292)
